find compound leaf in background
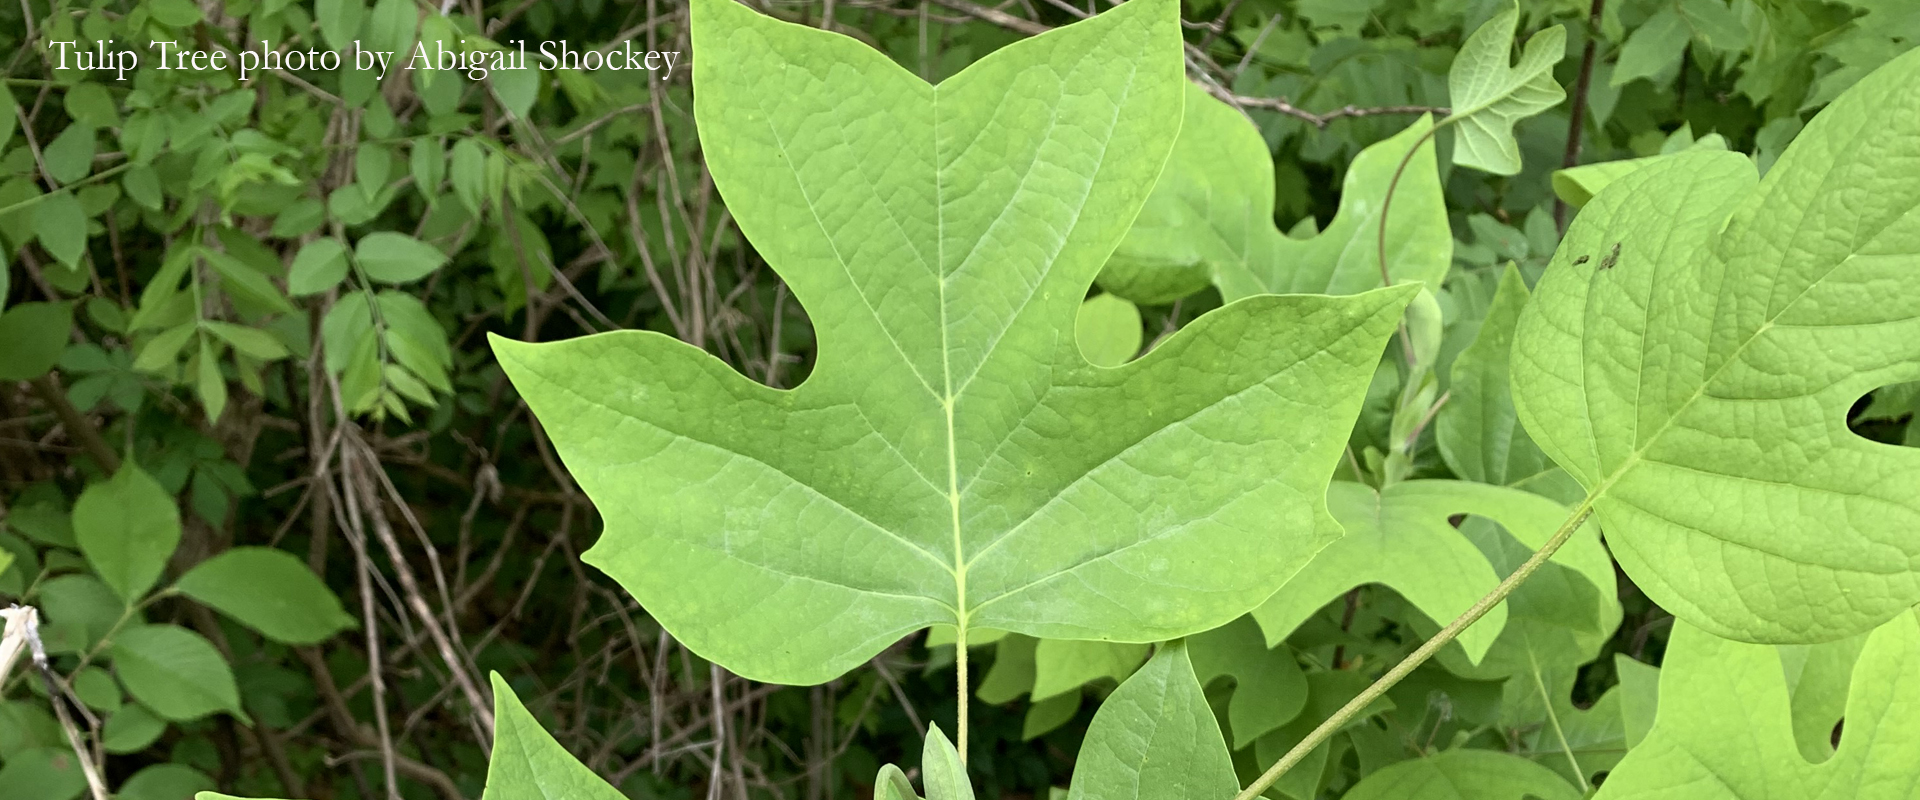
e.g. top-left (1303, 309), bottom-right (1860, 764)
top-left (112, 625), bottom-right (245, 722)
top-left (1098, 84), bottom-right (1448, 305)
top-left (1511, 49), bottom-right (1920, 643)
top-left (356, 231), bottom-right (449, 284)
top-left (1436, 265), bottom-right (1551, 487)
top-left (73, 463), bottom-right (181, 603)
top-left (175, 548), bottom-right (356, 645)
top-left (482, 673), bottom-right (625, 800)
top-left (1594, 612), bottom-right (1920, 799)
top-left (1444, 2), bottom-right (1567, 175)
top-left (1252, 480), bottom-right (1607, 664)
top-left (1342, 749), bottom-right (1582, 800)
top-left (1065, 642), bottom-right (1236, 800)
top-left (493, 0), bottom-right (1412, 684)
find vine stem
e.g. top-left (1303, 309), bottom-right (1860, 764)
top-left (1230, 501), bottom-right (1597, 800)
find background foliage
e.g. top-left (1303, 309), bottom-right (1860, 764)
top-left (0, 0), bottom-right (1913, 799)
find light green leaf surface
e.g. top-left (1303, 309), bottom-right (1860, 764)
top-left (1065, 641), bottom-right (1236, 800)
top-left (1342, 749), bottom-right (1582, 800)
top-left (73, 463), bottom-right (181, 603)
top-left (1252, 480), bottom-right (1606, 664)
top-left (118, 764), bottom-right (215, 800)
top-left (1188, 614), bottom-right (1306, 749)
top-left (1099, 84), bottom-right (1448, 306)
top-left (1779, 631), bottom-right (1869, 762)
top-left (1074, 293), bottom-right (1143, 368)
top-left (1552, 135), bottom-right (1729, 211)
top-left (1445, 2), bottom-right (1567, 175)
top-left (112, 624), bottom-right (246, 722)
top-left (1033, 639), bottom-right (1147, 701)
top-left (1511, 49), bottom-right (1920, 643)
top-left (493, 0), bottom-right (1411, 684)
top-left (356, 231), bottom-right (449, 284)
top-left (482, 673), bottom-right (625, 800)
top-left (1436, 265), bottom-right (1550, 486)
top-left (175, 547), bottom-right (357, 645)
top-left (1595, 612), bottom-right (1920, 799)
top-left (288, 237), bottom-right (350, 296)
top-left (923, 725), bottom-right (974, 800)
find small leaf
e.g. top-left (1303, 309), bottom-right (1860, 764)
top-left (1445, 1), bottom-right (1568, 175)
top-left (0, 748), bottom-right (86, 800)
top-left (1436, 266), bottom-right (1551, 486)
top-left (43, 125), bottom-right (96, 184)
top-left (149, 0), bottom-right (204, 26)
top-left (314, 0), bottom-right (365, 51)
top-left (117, 765), bottom-right (215, 800)
top-left (175, 548), bottom-right (356, 645)
top-left (1074, 294), bottom-right (1142, 368)
top-left (0, 301), bottom-right (75, 381)
top-left (482, 673), bottom-right (625, 800)
top-left (203, 322), bottom-right (290, 361)
top-left (203, 250), bottom-right (297, 316)
top-left (73, 463), bottom-right (182, 604)
top-left (104, 705), bottom-right (167, 754)
top-left (111, 624), bottom-right (246, 722)
top-left (196, 338), bottom-right (228, 422)
top-left (63, 83), bottom-right (120, 129)
top-left (492, 68), bottom-right (540, 119)
top-left (1066, 641), bottom-right (1236, 800)
top-left (288, 237), bottom-right (350, 296)
top-left (1611, 9), bottom-right (1688, 87)
top-left (32, 192), bottom-right (88, 269)
top-left (355, 231), bottom-right (449, 284)
top-left (133, 323), bottom-right (197, 373)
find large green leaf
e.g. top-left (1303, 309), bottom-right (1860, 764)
top-left (1594, 611), bottom-right (1920, 799)
top-left (1098, 84), bottom-right (1448, 306)
top-left (73, 463), bottom-right (181, 603)
top-left (492, 0), bottom-right (1411, 684)
top-left (1251, 480), bottom-right (1608, 664)
top-left (111, 624), bottom-right (245, 722)
top-left (1511, 48), bottom-right (1920, 643)
top-left (1345, 749), bottom-right (1581, 800)
top-left (1444, 2), bottom-right (1567, 175)
top-left (1065, 641), bottom-right (1237, 800)
top-left (482, 673), bottom-right (625, 800)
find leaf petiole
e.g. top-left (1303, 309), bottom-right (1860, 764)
top-left (1230, 499), bottom-right (1596, 800)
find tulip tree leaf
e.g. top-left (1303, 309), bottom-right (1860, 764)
top-left (1188, 614), bottom-right (1307, 749)
top-left (1065, 641), bottom-right (1237, 800)
top-left (1511, 49), bottom-right (1920, 643)
top-left (1252, 480), bottom-right (1609, 665)
top-left (1436, 265), bottom-right (1552, 487)
top-left (1593, 611), bottom-right (1920, 799)
top-left (1098, 84), bottom-right (1449, 306)
top-left (1444, 2), bottom-right (1568, 175)
top-left (1343, 749), bottom-right (1582, 800)
top-left (482, 673), bottom-right (625, 800)
top-left (492, 0), bottom-right (1412, 684)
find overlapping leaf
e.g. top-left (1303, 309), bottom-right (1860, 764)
top-left (1595, 611), bottom-right (1920, 798)
top-left (1511, 48), bottom-right (1920, 643)
top-left (1098, 84), bottom-right (1448, 306)
top-left (493, 0), bottom-right (1411, 684)
top-left (1445, 2), bottom-right (1567, 175)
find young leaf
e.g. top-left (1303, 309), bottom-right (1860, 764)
top-left (482, 673), bottom-right (625, 800)
top-left (288, 237), bottom-right (350, 296)
top-left (922, 725), bottom-right (973, 800)
top-left (1065, 641), bottom-right (1237, 800)
top-left (73, 463), bottom-right (182, 603)
top-left (112, 624), bottom-right (247, 722)
top-left (1511, 49), bottom-right (1920, 643)
top-left (1342, 749), bottom-right (1581, 800)
top-left (1251, 480), bottom-right (1608, 664)
top-left (1435, 265), bottom-right (1551, 487)
top-left (492, 0), bottom-right (1413, 684)
top-left (1099, 85), bottom-right (1448, 305)
top-left (1444, 2), bottom-right (1568, 175)
top-left (1594, 612), bottom-right (1920, 798)
top-left (174, 548), bottom-right (357, 645)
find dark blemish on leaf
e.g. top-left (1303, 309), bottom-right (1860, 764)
top-left (1599, 242), bottom-right (1622, 270)
top-left (1572, 255), bottom-right (1590, 266)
